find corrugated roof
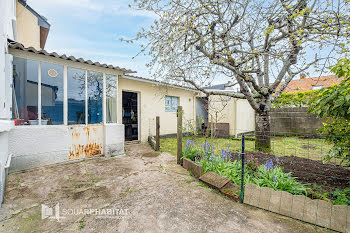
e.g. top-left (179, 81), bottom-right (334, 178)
top-left (8, 40), bottom-right (136, 73)
top-left (121, 75), bottom-right (199, 92)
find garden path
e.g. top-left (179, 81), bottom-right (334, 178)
top-left (0, 144), bottom-right (330, 232)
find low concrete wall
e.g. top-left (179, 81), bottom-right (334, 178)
top-left (270, 107), bottom-right (324, 135)
top-left (244, 183), bottom-right (349, 232)
top-left (9, 124), bottom-right (124, 172)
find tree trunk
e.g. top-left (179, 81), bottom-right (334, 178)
top-left (255, 110), bottom-right (271, 152)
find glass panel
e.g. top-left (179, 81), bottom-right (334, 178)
top-left (165, 96), bottom-right (172, 112)
top-left (171, 97), bottom-right (179, 112)
top-left (41, 62), bottom-right (64, 125)
top-left (165, 96), bottom-right (178, 112)
top-left (87, 71), bottom-right (103, 124)
top-left (68, 68), bottom-right (85, 125)
top-left (12, 57), bottom-right (38, 125)
top-left (106, 74), bottom-right (117, 123)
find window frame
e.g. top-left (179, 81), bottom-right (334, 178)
top-left (11, 55), bottom-right (120, 126)
top-left (165, 95), bottom-right (179, 112)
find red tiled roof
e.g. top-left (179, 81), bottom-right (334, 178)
top-left (279, 75), bottom-right (342, 93)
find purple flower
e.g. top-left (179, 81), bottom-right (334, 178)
top-left (276, 157), bottom-right (280, 164)
top-left (273, 176), bottom-right (277, 183)
top-left (265, 160), bottom-right (274, 171)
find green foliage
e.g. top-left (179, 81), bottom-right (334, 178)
top-left (182, 138), bottom-right (212, 161)
top-left (272, 90), bottom-right (319, 108)
top-left (196, 147), bottom-right (306, 195)
top-left (332, 187), bottom-right (350, 205)
top-left (254, 165), bottom-right (306, 195)
top-left (318, 120), bottom-right (350, 165)
top-left (308, 58), bottom-right (350, 164)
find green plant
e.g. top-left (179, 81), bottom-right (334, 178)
top-left (272, 90), bottom-right (319, 108)
top-left (309, 58), bottom-right (350, 164)
top-left (196, 147), bottom-right (306, 195)
top-left (253, 164), bottom-right (306, 195)
top-left (332, 187), bottom-right (350, 205)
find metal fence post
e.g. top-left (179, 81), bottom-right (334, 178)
top-left (156, 116), bottom-right (160, 151)
top-left (240, 134), bottom-right (245, 203)
top-left (177, 106), bottom-right (183, 164)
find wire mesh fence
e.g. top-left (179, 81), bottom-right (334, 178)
top-left (161, 126), bottom-right (350, 206)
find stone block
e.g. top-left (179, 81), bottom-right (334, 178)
top-left (303, 198), bottom-right (318, 224)
top-left (316, 200), bottom-right (332, 228)
top-left (280, 191), bottom-right (293, 216)
top-left (290, 195), bottom-right (305, 221)
top-left (258, 187), bottom-right (272, 210)
top-left (244, 183), bottom-right (257, 205)
top-left (269, 190), bottom-right (282, 213)
top-left (331, 205), bottom-right (347, 233)
top-left (249, 185), bottom-right (261, 207)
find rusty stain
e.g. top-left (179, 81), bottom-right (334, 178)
top-left (69, 125), bottom-right (103, 160)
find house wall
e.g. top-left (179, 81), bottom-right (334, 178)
top-left (0, 0), bottom-right (16, 206)
top-left (16, 1), bottom-right (41, 50)
top-left (118, 78), bottom-right (197, 142)
top-left (8, 124), bottom-right (124, 172)
top-left (7, 50), bottom-right (126, 172)
top-left (208, 96), bottom-right (255, 136)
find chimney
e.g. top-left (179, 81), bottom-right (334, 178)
top-left (300, 73), bottom-right (306, 79)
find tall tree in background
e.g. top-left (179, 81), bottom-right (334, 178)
top-left (129, 0), bottom-right (350, 150)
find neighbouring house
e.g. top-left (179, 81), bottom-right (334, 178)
top-left (196, 82), bottom-right (255, 137)
top-left (280, 74), bottom-right (342, 93)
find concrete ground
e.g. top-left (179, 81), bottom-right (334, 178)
top-left (0, 143), bottom-right (331, 233)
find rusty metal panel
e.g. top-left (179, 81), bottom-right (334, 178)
top-left (69, 124), bottom-right (104, 160)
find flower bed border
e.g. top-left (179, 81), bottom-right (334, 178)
top-left (244, 183), bottom-right (349, 232)
top-left (182, 158), bottom-right (240, 201)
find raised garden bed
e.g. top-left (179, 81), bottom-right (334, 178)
top-left (232, 151), bottom-right (350, 192)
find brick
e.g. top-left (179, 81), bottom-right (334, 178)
top-left (303, 198), bottom-right (318, 224)
top-left (290, 195), bottom-right (305, 221)
top-left (183, 158), bottom-right (203, 178)
top-left (331, 205), bottom-right (347, 233)
top-left (316, 200), bottom-right (332, 228)
top-left (269, 190), bottom-right (282, 213)
top-left (258, 187), bottom-right (272, 210)
top-left (280, 191), bottom-right (293, 216)
top-left (199, 172), bottom-right (230, 189)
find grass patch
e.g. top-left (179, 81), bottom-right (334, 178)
top-left (160, 136), bottom-right (332, 161)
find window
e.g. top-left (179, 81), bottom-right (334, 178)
top-left (87, 71), bottom-right (103, 124)
top-left (41, 62), bottom-right (64, 125)
top-left (312, 85), bottom-right (323, 90)
top-left (165, 96), bottom-right (179, 112)
top-left (12, 57), bottom-right (39, 125)
top-left (12, 56), bottom-right (119, 126)
top-left (68, 68), bottom-right (85, 125)
top-left (106, 74), bottom-right (118, 123)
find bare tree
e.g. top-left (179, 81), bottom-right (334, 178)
top-left (127, 0), bottom-right (350, 150)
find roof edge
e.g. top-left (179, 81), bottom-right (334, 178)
top-left (8, 40), bottom-right (136, 74)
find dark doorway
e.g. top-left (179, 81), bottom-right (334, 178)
top-left (122, 91), bottom-right (138, 141)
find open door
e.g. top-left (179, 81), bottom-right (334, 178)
top-left (122, 91), bottom-right (138, 141)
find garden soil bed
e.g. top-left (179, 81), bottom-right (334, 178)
top-left (232, 152), bottom-right (350, 191)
